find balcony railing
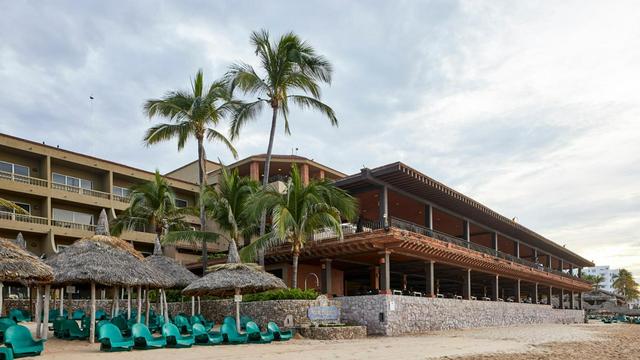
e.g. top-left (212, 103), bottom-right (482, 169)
top-left (0, 211), bottom-right (48, 225)
top-left (0, 171), bottom-right (48, 187)
top-left (112, 194), bottom-right (130, 203)
top-left (51, 219), bottom-right (96, 232)
top-left (52, 182), bottom-right (111, 199)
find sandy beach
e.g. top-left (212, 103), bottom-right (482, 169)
top-left (21, 321), bottom-right (639, 360)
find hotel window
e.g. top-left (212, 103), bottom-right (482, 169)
top-left (53, 208), bottom-right (94, 225)
top-left (0, 201), bottom-right (31, 214)
top-left (52, 173), bottom-right (93, 190)
top-left (175, 198), bottom-right (188, 208)
top-left (0, 161), bottom-right (30, 181)
top-left (112, 186), bottom-right (130, 198)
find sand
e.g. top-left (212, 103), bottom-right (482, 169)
top-left (21, 321), bottom-right (636, 360)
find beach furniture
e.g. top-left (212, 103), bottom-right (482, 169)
top-left (190, 315), bottom-right (212, 331)
top-left (52, 317), bottom-right (66, 338)
top-left (95, 309), bottom-right (109, 321)
top-left (267, 322), bottom-right (293, 341)
top-left (221, 323), bottom-right (248, 344)
top-left (131, 323), bottom-right (166, 349)
top-left (240, 315), bottom-right (253, 330)
top-left (97, 323), bottom-right (134, 352)
top-left (0, 346), bottom-right (14, 360)
top-left (0, 318), bottom-right (17, 342)
top-left (173, 315), bottom-right (193, 334)
top-left (192, 323), bottom-right (223, 345)
top-left (3, 325), bottom-right (45, 357)
top-left (245, 321), bottom-right (273, 343)
top-left (8, 309), bottom-right (29, 323)
top-left (162, 323), bottom-right (194, 348)
top-left (111, 316), bottom-right (131, 337)
top-left (61, 319), bottom-right (89, 340)
top-left (196, 314), bottom-right (214, 329)
top-left (72, 309), bottom-right (85, 320)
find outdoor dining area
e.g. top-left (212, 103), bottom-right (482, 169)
top-left (0, 209), bottom-right (291, 358)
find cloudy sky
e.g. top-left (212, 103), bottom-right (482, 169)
top-left (2, 1), bottom-right (639, 278)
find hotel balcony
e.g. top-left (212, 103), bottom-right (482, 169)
top-left (51, 182), bottom-right (110, 200)
top-left (0, 210), bottom-right (50, 233)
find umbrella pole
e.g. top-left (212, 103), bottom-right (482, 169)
top-left (163, 291), bottom-right (169, 324)
top-left (0, 282), bottom-right (3, 317)
top-left (234, 288), bottom-right (241, 333)
top-left (137, 286), bottom-right (142, 324)
top-left (114, 287), bottom-right (120, 317)
top-left (42, 285), bottom-right (51, 340)
top-left (191, 296), bottom-right (195, 316)
top-left (145, 287), bottom-right (150, 327)
top-left (197, 296), bottom-right (201, 315)
top-left (111, 287), bottom-right (116, 318)
top-left (127, 286), bottom-right (131, 320)
top-left (35, 286), bottom-right (42, 338)
top-left (59, 287), bottom-right (64, 317)
top-left (159, 289), bottom-right (163, 317)
top-left (90, 282), bottom-right (96, 344)
top-left (67, 288), bottom-right (72, 319)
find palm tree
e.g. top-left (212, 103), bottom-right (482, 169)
top-left (0, 198), bottom-right (28, 215)
top-left (226, 30), bottom-right (337, 235)
top-left (144, 69), bottom-right (239, 273)
top-left (240, 165), bottom-right (357, 288)
top-left (581, 274), bottom-right (604, 291)
top-left (612, 269), bottom-right (640, 301)
top-left (110, 171), bottom-right (187, 238)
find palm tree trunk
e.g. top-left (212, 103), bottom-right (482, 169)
top-left (292, 251), bottom-right (300, 289)
top-left (259, 106), bottom-right (279, 236)
top-left (197, 136), bottom-right (208, 275)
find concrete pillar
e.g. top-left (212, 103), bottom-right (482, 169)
top-left (380, 186), bottom-right (388, 225)
top-left (533, 283), bottom-right (539, 304)
top-left (379, 252), bottom-right (390, 294)
top-left (319, 170), bottom-right (325, 180)
top-left (578, 292), bottom-right (583, 310)
top-left (533, 249), bottom-right (539, 264)
top-left (462, 269), bottom-right (471, 299)
top-left (106, 170), bottom-right (113, 197)
top-left (249, 161), bottom-right (260, 181)
top-left (300, 164), bottom-right (310, 185)
top-left (425, 261), bottom-right (435, 297)
top-left (371, 266), bottom-right (379, 291)
top-left (515, 241), bottom-right (520, 258)
top-left (548, 286), bottom-right (553, 306)
top-left (491, 233), bottom-right (498, 254)
top-left (320, 259), bottom-right (332, 295)
top-left (514, 279), bottom-right (521, 302)
top-left (463, 220), bottom-right (470, 241)
top-left (424, 204), bottom-right (432, 229)
top-left (560, 289), bottom-right (565, 309)
top-left (44, 230), bottom-right (56, 256)
top-left (492, 275), bottom-right (499, 301)
top-left (570, 291), bottom-right (575, 309)
top-left (547, 255), bottom-right (552, 269)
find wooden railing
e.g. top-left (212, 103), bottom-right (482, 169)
top-left (0, 171), bottom-right (48, 187)
top-left (51, 219), bottom-right (96, 232)
top-left (51, 182), bottom-right (111, 199)
top-left (0, 211), bottom-right (48, 225)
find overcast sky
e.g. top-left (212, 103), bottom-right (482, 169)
top-left (2, 1), bottom-right (639, 278)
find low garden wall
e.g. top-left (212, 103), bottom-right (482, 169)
top-left (340, 295), bottom-right (585, 336)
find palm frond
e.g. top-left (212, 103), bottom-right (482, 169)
top-left (163, 230), bottom-right (221, 247)
top-left (289, 95), bottom-right (338, 126)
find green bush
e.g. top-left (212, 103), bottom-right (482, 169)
top-left (243, 288), bottom-right (319, 302)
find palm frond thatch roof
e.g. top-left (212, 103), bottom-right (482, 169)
top-left (0, 238), bottom-right (53, 284)
top-left (182, 241), bottom-right (286, 297)
top-left (144, 236), bottom-right (198, 289)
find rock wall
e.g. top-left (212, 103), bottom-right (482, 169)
top-left (340, 295), bottom-right (585, 336)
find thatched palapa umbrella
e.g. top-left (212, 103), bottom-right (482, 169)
top-left (46, 209), bottom-right (171, 343)
top-left (144, 236), bottom-right (198, 323)
top-left (182, 241), bottom-right (286, 332)
top-left (0, 236), bottom-right (53, 324)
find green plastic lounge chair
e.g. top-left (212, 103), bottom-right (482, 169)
top-left (8, 309), bottom-right (28, 323)
top-left (220, 323), bottom-right (248, 344)
top-left (0, 347), bottom-right (14, 360)
top-left (192, 323), bottom-right (223, 345)
top-left (173, 315), bottom-right (192, 334)
top-left (162, 323), bottom-right (194, 348)
top-left (52, 317), bottom-right (66, 338)
top-left (4, 325), bottom-right (45, 357)
top-left (131, 323), bottom-right (166, 349)
top-left (190, 316), bottom-right (213, 331)
top-left (245, 321), bottom-right (273, 343)
top-left (267, 322), bottom-right (293, 341)
top-left (240, 315), bottom-right (253, 331)
top-left (97, 323), bottom-right (134, 352)
top-left (222, 316), bottom-right (238, 330)
top-left (72, 309), bottom-right (85, 321)
top-left (95, 309), bottom-right (109, 321)
top-left (195, 314), bottom-right (214, 329)
top-left (0, 318), bottom-right (17, 342)
top-left (110, 316), bottom-right (131, 337)
top-left (62, 320), bottom-right (89, 340)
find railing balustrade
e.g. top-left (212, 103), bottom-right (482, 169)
top-left (52, 182), bottom-right (110, 199)
top-left (51, 219), bottom-right (96, 232)
top-left (0, 170), bottom-right (48, 187)
top-left (0, 211), bottom-right (48, 225)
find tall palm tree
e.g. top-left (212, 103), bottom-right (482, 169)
top-left (612, 269), bottom-right (640, 301)
top-left (110, 171), bottom-right (187, 238)
top-left (240, 165), bottom-right (357, 288)
top-left (226, 30), bottom-right (338, 235)
top-left (581, 274), bottom-right (605, 291)
top-left (0, 198), bottom-right (28, 215)
top-left (144, 69), bottom-right (239, 273)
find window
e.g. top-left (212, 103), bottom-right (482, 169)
top-left (0, 161), bottom-right (30, 177)
top-left (175, 198), bottom-right (188, 208)
top-left (0, 202), bottom-right (31, 214)
top-left (52, 173), bottom-right (92, 190)
top-left (112, 186), bottom-right (130, 197)
top-left (53, 208), bottom-right (94, 225)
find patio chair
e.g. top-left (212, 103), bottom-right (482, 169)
top-left (189, 316), bottom-right (212, 331)
top-left (72, 309), bottom-right (85, 321)
top-left (220, 323), bottom-right (248, 344)
top-left (95, 309), bottom-right (109, 321)
top-left (192, 323), bottom-right (223, 345)
top-left (245, 321), bottom-right (273, 343)
top-left (52, 316), bottom-right (66, 338)
top-left (61, 319), bottom-right (89, 340)
top-left (196, 314), bottom-right (214, 329)
top-left (0, 346), bottom-right (13, 360)
top-left (8, 309), bottom-right (29, 323)
top-left (97, 323), bottom-right (134, 352)
top-left (267, 322), bottom-right (293, 341)
top-left (240, 315), bottom-right (253, 331)
top-left (161, 323), bottom-right (194, 348)
top-left (110, 316), bottom-right (131, 337)
top-left (173, 315), bottom-right (192, 334)
top-left (131, 323), bottom-right (166, 349)
top-left (0, 318), bottom-right (17, 343)
top-left (3, 325), bottom-right (45, 357)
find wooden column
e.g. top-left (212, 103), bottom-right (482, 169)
top-left (321, 259), bottom-right (333, 295)
top-left (145, 288), bottom-right (150, 326)
top-left (425, 204), bottom-right (432, 229)
top-left (380, 186), bottom-right (388, 225)
top-left (462, 269), bottom-right (471, 300)
top-left (59, 287), bottom-right (64, 317)
top-left (491, 275), bottom-right (499, 301)
top-left (35, 287), bottom-right (42, 338)
top-left (514, 279), bottom-right (521, 303)
top-left (560, 289), bottom-right (565, 309)
top-left (425, 261), bottom-right (435, 297)
top-left (300, 164), bottom-right (310, 185)
top-left (548, 286), bottom-right (553, 306)
top-left (379, 252), bottom-right (390, 294)
top-left (491, 233), bottom-right (498, 254)
top-left (533, 283), bottom-right (539, 304)
top-left (137, 286), bottom-right (142, 323)
top-left (90, 282), bottom-right (96, 344)
top-left (127, 287), bottom-right (131, 319)
top-left (42, 285), bottom-right (51, 340)
top-left (249, 161), bottom-right (260, 181)
top-left (515, 241), bottom-right (520, 258)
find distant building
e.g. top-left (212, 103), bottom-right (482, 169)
top-left (583, 265), bottom-right (619, 292)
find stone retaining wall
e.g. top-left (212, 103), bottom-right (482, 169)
top-left (340, 295), bottom-right (585, 336)
top-left (297, 326), bottom-right (367, 340)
